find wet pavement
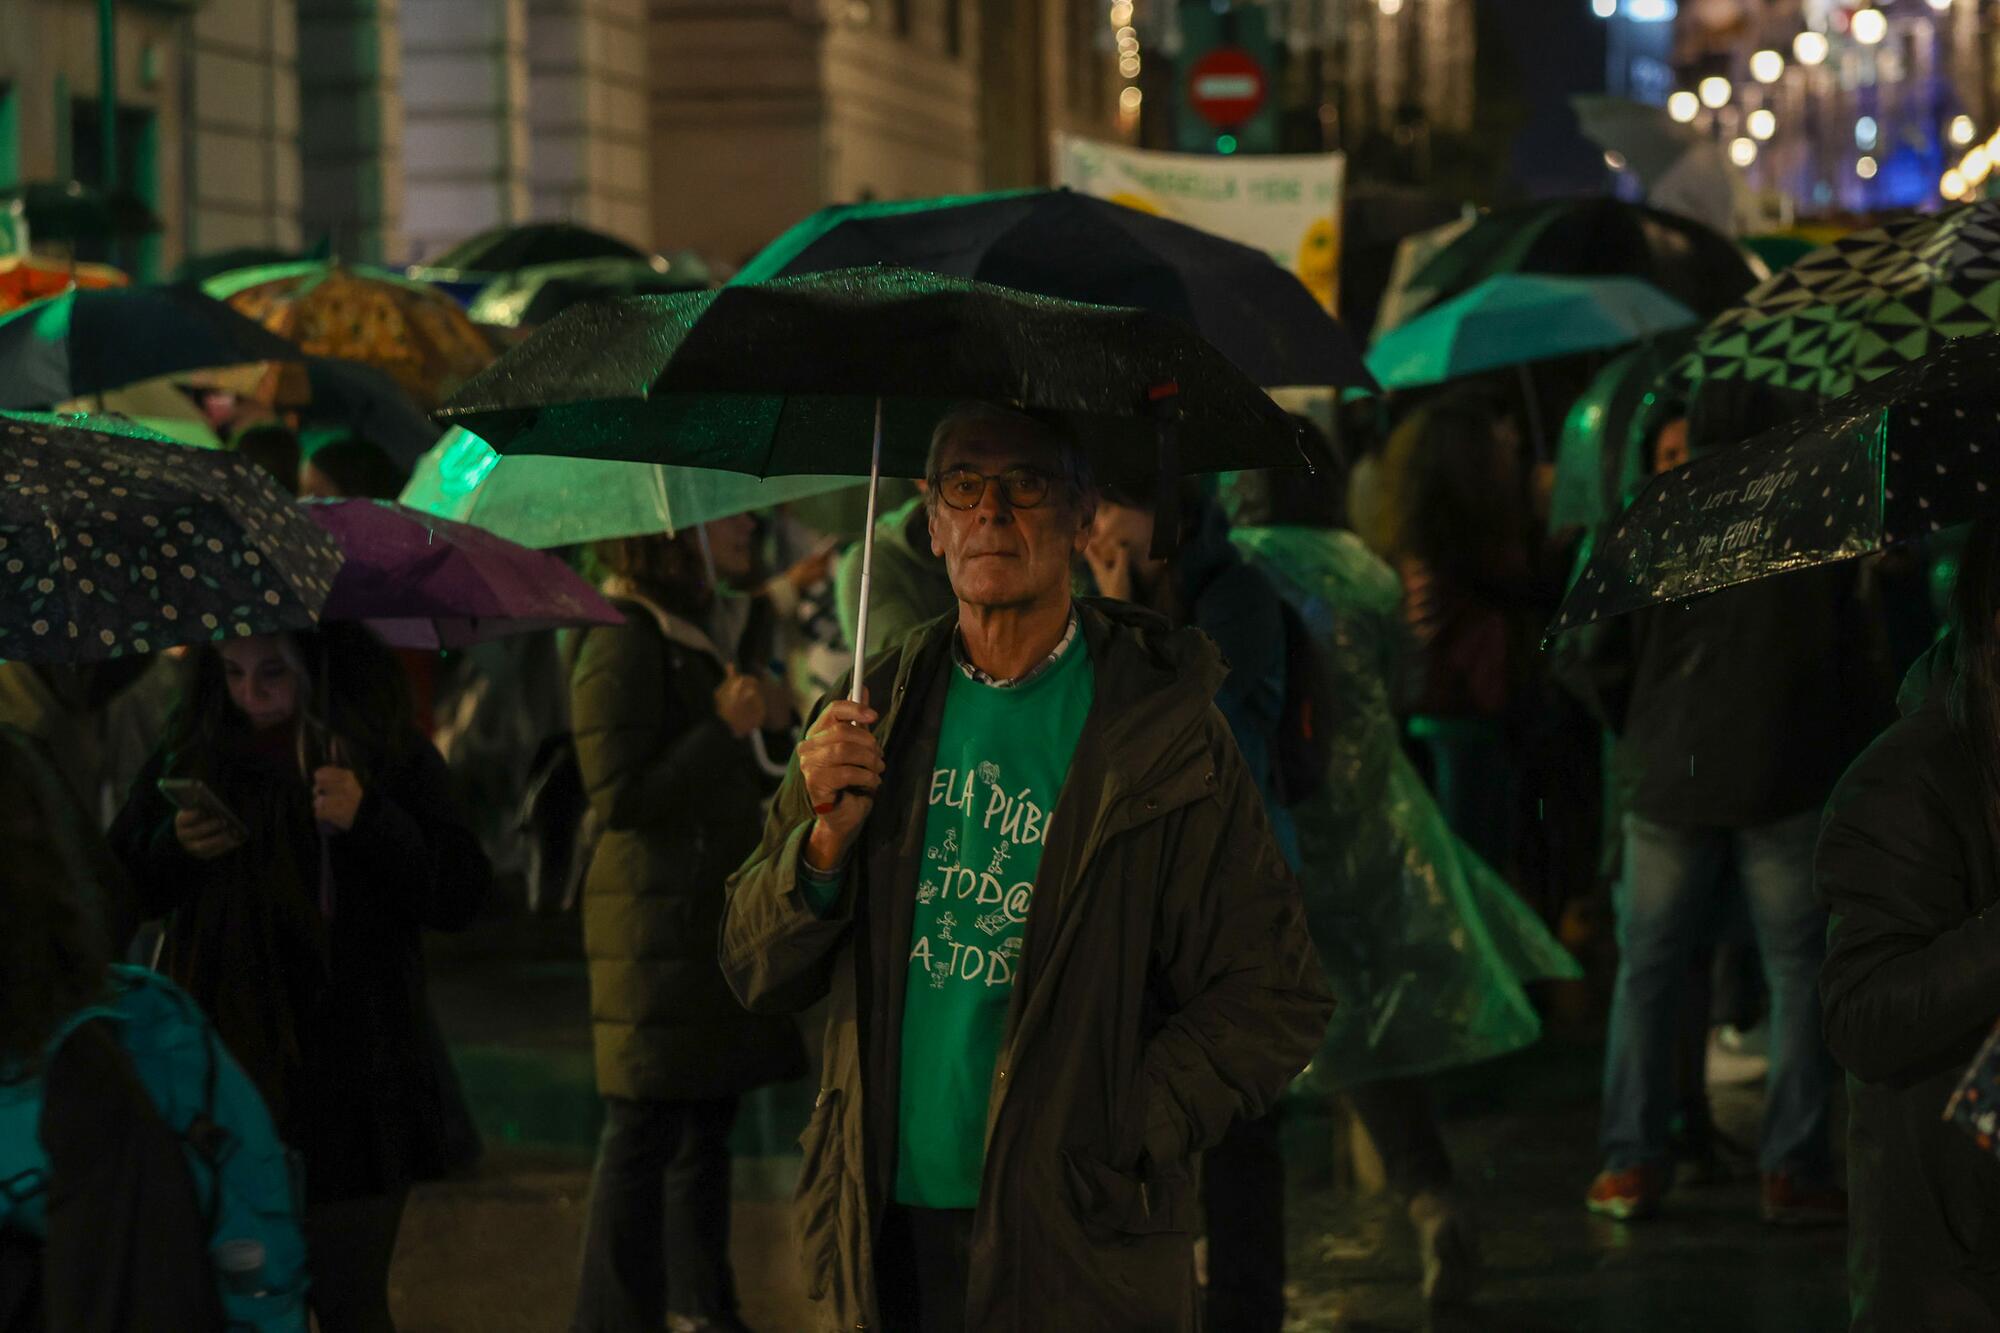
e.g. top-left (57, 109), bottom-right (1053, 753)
top-left (407, 915), bottom-right (1848, 1332)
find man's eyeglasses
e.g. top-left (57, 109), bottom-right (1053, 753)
top-left (932, 466), bottom-right (1058, 511)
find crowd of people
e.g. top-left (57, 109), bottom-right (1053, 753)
top-left (0, 301), bottom-right (1991, 1333)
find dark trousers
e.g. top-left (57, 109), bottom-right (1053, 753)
top-left (1346, 1077), bottom-right (1454, 1198)
top-left (572, 1095), bottom-right (741, 1333)
top-left (1202, 1110), bottom-right (1287, 1333)
top-left (305, 1190), bottom-right (409, 1333)
top-left (876, 1204), bottom-right (975, 1333)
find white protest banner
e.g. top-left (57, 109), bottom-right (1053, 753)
top-left (1053, 133), bottom-right (1345, 312)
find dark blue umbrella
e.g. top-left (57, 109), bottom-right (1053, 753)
top-left (735, 188), bottom-right (1374, 390)
top-left (0, 285), bottom-right (300, 409)
top-left (301, 357), bottom-right (440, 469)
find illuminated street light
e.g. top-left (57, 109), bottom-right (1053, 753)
top-left (1698, 77), bottom-right (1732, 109)
top-left (1748, 109), bottom-right (1777, 140)
top-left (1119, 86), bottom-right (1143, 113)
top-left (1750, 50), bottom-right (1785, 84)
top-left (1856, 156), bottom-right (1879, 179)
top-left (1951, 116), bottom-right (1978, 146)
top-left (1856, 116), bottom-right (1879, 151)
top-left (1729, 137), bottom-right (1758, 167)
top-left (1119, 55), bottom-right (1141, 77)
top-left (1793, 31), bottom-right (1830, 66)
top-left (1109, 0), bottom-right (1133, 23)
top-left (1928, 0), bottom-right (1952, 10)
top-left (1667, 91), bottom-right (1700, 124)
top-left (1851, 8), bottom-right (1887, 45)
top-left (1944, 169), bottom-right (1968, 199)
top-left (1967, 147), bottom-right (1993, 185)
top-left (1591, 0), bottom-right (1617, 16)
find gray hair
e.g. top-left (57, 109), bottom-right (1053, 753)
top-left (923, 402), bottom-right (1095, 511)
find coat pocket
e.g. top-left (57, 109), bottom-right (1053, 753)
top-left (1060, 1146), bottom-right (1198, 1239)
top-left (793, 1087), bottom-right (844, 1302)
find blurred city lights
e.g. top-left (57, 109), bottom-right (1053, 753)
top-left (1698, 77), bottom-right (1732, 109)
top-left (1729, 137), bottom-right (1758, 167)
top-left (1119, 85), bottom-right (1143, 113)
top-left (1748, 109), bottom-right (1776, 140)
top-left (1856, 156), bottom-right (1879, 179)
top-left (1855, 116), bottom-right (1879, 150)
top-left (1667, 91), bottom-right (1700, 123)
top-left (1750, 50), bottom-right (1785, 84)
top-left (1851, 8), bottom-right (1887, 45)
top-left (1952, 116), bottom-right (1978, 146)
top-left (1793, 31), bottom-right (1830, 66)
top-left (1591, 0), bottom-right (1618, 16)
top-left (1943, 169), bottom-right (1968, 199)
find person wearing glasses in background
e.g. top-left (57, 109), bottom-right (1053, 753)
top-left (721, 402), bottom-right (1331, 1333)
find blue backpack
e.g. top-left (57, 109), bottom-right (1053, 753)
top-left (0, 965), bottom-right (310, 1332)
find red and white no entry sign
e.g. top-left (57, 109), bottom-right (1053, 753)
top-left (1187, 46), bottom-right (1267, 128)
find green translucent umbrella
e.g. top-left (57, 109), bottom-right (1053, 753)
top-left (1366, 274), bottom-right (1700, 390)
top-left (1548, 332), bottom-right (1694, 532)
top-left (398, 427), bottom-right (859, 549)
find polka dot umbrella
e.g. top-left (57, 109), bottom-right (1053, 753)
top-left (1548, 332), bottom-right (2000, 640)
top-left (0, 412), bottom-right (345, 661)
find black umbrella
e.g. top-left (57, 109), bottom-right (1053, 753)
top-left (1548, 333), bottom-right (2000, 639)
top-left (301, 357), bottom-right (440, 469)
top-left (425, 222), bottom-right (647, 274)
top-left (438, 265), bottom-right (1303, 693)
top-left (1409, 197), bottom-right (1764, 324)
top-left (0, 285), bottom-right (301, 409)
top-left (0, 412), bottom-right (344, 661)
top-left (734, 188), bottom-right (1374, 389)
top-left (2, 181), bottom-right (161, 243)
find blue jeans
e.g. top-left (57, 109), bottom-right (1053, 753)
top-left (1599, 811), bottom-right (1834, 1176)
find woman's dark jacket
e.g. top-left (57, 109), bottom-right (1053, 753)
top-left (108, 730), bottom-right (489, 1205)
top-left (568, 596), bottom-right (804, 1102)
top-left (1819, 640), bottom-right (2000, 1330)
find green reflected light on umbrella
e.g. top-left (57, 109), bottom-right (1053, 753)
top-left (436, 426), bottom-right (501, 500)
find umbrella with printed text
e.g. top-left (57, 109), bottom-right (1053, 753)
top-left (436, 265), bottom-right (1304, 697)
top-left (1549, 333), bottom-right (2000, 638)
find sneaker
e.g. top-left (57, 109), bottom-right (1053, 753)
top-left (1409, 1190), bottom-right (1481, 1306)
top-left (1761, 1171), bottom-right (1847, 1227)
top-left (1585, 1163), bottom-right (1668, 1221)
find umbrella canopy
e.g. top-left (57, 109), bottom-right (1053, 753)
top-left (734, 188), bottom-right (1373, 389)
top-left (0, 254), bottom-right (127, 314)
top-left (1409, 197), bottom-right (1763, 323)
top-left (172, 244), bottom-right (318, 287)
top-left (1571, 97), bottom-right (1747, 240)
top-left (398, 427), bottom-right (858, 549)
top-left (299, 357), bottom-right (442, 469)
top-left (1550, 333), bottom-right (2000, 638)
top-left (464, 255), bottom-right (715, 329)
top-left (437, 266), bottom-right (1304, 483)
top-left (2, 181), bottom-right (161, 243)
top-left (424, 222), bottom-right (647, 275)
top-left (1679, 200), bottom-right (2000, 405)
top-left (0, 412), bottom-right (343, 661)
top-left (1549, 333), bottom-right (1695, 532)
top-left (1365, 275), bottom-right (1699, 390)
top-left (301, 498), bottom-right (625, 649)
top-left (57, 375), bottom-right (224, 449)
top-left (0, 285), bottom-right (302, 410)
top-left (205, 261), bottom-right (494, 409)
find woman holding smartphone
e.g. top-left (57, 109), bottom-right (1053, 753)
top-left (109, 623), bottom-right (490, 1333)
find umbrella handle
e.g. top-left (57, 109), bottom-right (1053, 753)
top-left (848, 397), bottom-right (884, 704)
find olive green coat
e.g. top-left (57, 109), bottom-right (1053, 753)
top-left (721, 599), bottom-right (1333, 1332)
top-left (571, 597), bottom-right (803, 1102)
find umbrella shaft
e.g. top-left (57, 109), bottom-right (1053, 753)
top-left (849, 398), bottom-right (884, 704)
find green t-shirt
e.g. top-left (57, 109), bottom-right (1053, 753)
top-left (894, 633), bottom-right (1094, 1207)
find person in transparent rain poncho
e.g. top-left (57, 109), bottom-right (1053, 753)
top-left (1221, 420), bottom-right (1581, 1308)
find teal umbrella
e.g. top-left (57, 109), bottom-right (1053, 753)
top-left (398, 427), bottom-right (859, 549)
top-left (1366, 274), bottom-right (1699, 389)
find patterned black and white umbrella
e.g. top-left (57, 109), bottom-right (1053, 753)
top-left (1551, 333), bottom-right (2000, 637)
top-left (1680, 201), bottom-right (2000, 404)
top-left (0, 412), bottom-right (344, 661)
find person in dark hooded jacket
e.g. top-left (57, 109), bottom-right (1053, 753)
top-left (1819, 508), bottom-right (2000, 1330)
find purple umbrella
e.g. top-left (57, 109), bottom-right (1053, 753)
top-left (302, 498), bottom-right (623, 649)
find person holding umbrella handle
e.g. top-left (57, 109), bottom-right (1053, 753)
top-left (723, 402), bottom-right (1331, 1333)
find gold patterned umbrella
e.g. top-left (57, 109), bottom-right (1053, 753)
top-left (204, 261), bottom-right (494, 409)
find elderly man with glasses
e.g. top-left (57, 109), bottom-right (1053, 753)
top-left (722, 401), bottom-right (1331, 1333)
